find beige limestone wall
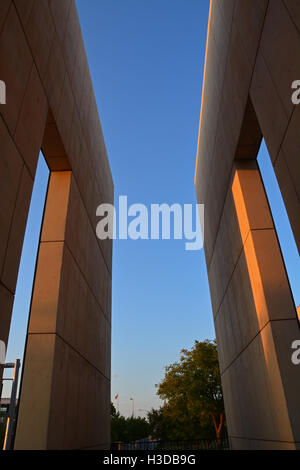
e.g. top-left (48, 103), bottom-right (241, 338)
top-left (195, 0), bottom-right (300, 449)
top-left (0, 1), bottom-right (113, 449)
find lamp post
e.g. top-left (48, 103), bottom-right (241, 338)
top-left (130, 398), bottom-right (134, 418)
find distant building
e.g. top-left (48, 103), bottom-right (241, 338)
top-left (0, 398), bottom-right (18, 422)
top-left (0, 398), bottom-right (10, 415)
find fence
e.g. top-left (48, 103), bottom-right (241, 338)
top-left (111, 438), bottom-right (229, 451)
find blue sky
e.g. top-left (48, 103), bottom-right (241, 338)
top-left (75, 0), bottom-right (214, 417)
top-left (3, 1), bottom-right (299, 418)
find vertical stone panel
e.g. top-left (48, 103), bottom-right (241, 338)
top-left (15, 171), bottom-right (71, 449)
top-left (215, 162), bottom-right (299, 448)
top-left (14, 334), bottom-right (56, 449)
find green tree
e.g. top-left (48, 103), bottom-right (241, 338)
top-left (111, 402), bottom-right (118, 418)
top-left (151, 340), bottom-right (226, 441)
top-left (110, 404), bottom-right (150, 443)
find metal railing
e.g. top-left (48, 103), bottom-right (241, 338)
top-left (111, 437), bottom-right (229, 451)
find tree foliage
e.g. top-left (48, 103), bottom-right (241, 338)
top-left (111, 404), bottom-right (150, 443)
top-left (148, 340), bottom-right (226, 441)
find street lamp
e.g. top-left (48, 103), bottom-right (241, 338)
top-left (130, 398), bottom-right (134, 417)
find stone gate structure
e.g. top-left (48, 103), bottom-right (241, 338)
top-left (195, 0), bottom-right (300, 450)
top-left (0, 0), bottom-right (113, 449)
